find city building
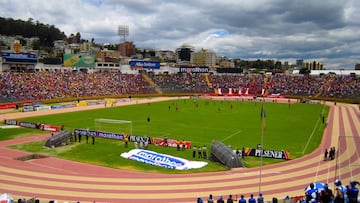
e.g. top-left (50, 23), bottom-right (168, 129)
top-left (53, 40), bottom-right (68, 55)
top-left (95, 49), bottom-right (122, 63)
top-left (65, 43), bottom-right (81, 54)
top-left (80, 42), bottom-right (92, 53)
top-left (191, 48), bottom-right (217, 67)
top-left (118, 41), bottom-right (136, 57)
top-left (296, 59), bottom-right (304, 68)
top-left (175, 43), bottom-right (195, 64)
top-left (1, 52), bottom-right (37, 72)
top-left (218, 56), bottom-right (235, 68)
top-left (303, 60), bottom-right (324, 70)
top-left (0, 39), bottom-right (38, 72)
top-left (155, 50), bottom-right (175, 62)
top-left (355, 64), bottom-right (360, 70)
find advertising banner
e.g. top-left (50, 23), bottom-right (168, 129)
top-left (5, 119), bottom-right (17, 125)
top-left (128, 135), bottom-right (152, 144)
top-left (179, 66), bottom-right (209, 73)
top-left (97, 131), bottom-right (124, 140)
top-left (73, 129), bottom-right (125, 140)
top-left (38, 124), bottom-right (59, 132)
top-left (18, 121), bottom-right (37, 129)
top-left (154, 138), bottom-right (191, 149)
top-left (76, 101), bottom-right (88, 107)
top-left (2, 52), bottom-right (37, 63)
top-left (63, 53), bottom-right (95, 67)
top-left (121, 149), bottom-right (208, 170)
top-left (129, 61), bottom-right (160, 69)
top-left (0, 104), bottom-right (16, 109)
top-left (216, 68), bottom-right (242, 73)
top-left (87, 101), bottom-right (104, 106)
top-left (244, 147), bottom-right (290, 160)
top-left (74, 129), bottom-right (97, 137)
top-left (63, 103), bottom-right (77, 108)
top-left (21, 105), bottom-right (34, 112)
top-left (16, 121), bottom-right (59, 132)
top-left (51, 105), bottom-right (64, 109)
top-left (35, 106), bottom-right (51, 111)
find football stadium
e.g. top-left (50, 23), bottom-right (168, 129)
top-left (0, 72), bottom-right (359, 203)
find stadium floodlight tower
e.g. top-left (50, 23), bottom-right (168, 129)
top-left (118, 25), bottom-right (129, 42)
top-left (118, 25), bottom-right (129, 58)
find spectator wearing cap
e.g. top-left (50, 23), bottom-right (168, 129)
top-left (306, 183), bottom-right (318, 203)
top-left (238, 195), bottom-right (246, 203)
top-left (217, 195), bottom-right (224, 203)
top-left (207, 194), bottom-right (214, 203)
top-left (347, 181), bottom-right (359, 203)
top-left (334, 179), bottom-right (347, 203)
top-left (226, 194), bottom-right (234, 203)
top-left (319, 183), bottom-right (334, 203)
top-left (248, 194), bottom-right (256, 203)
top-left (257, 193), bottom-right (264, 203)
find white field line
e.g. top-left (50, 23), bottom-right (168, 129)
top-left (302, 117), bottom-right (321, 155)
top-left (221, 130), bottom-right (242, 142)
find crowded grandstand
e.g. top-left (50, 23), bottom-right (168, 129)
top-left (0, 71), bottom-right (359, 104)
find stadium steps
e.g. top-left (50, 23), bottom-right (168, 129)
top-left (264, 74), bottom-right (270, 83)
top-left (204, 74), bottom-right (212, 87)
top-left (315, 77), bottom-right (333, 98)
top-left (264, 75), bottom-right (271, 96)
top-left (141, 74), bottom-right (163, 94)
top-left (204, 74), bottom-right (216, 93)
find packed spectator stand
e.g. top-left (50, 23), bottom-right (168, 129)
top-left (0, 71), bottom-right (359, 104)
top-left (1, 70), bottom-right (359, 203)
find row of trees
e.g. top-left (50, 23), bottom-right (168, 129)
top-left (0, 17), bottom-right (67, 47)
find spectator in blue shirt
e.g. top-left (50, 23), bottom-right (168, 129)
top-left (238, 195), bottom-right (246, 203)
top-left (347, 181), bottom-right (359, 203)
top-left (248, 194), bottom-right (256, 203)
top-left (257, 193), bottom-right (264, 203)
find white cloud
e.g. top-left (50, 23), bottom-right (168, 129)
top-left (0, 0), bottom-right (359, 69)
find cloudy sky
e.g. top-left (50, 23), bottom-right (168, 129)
top-left (1, 0), bottom-right (359, 69)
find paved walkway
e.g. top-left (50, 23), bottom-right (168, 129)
top-left (0, 101), bottom-right (359, 203)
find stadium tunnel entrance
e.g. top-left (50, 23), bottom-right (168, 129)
top-left (210, 140), bottom-right (243, 168)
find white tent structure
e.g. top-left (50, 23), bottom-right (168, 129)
top-left (0, 193), bottom-right (14, 203)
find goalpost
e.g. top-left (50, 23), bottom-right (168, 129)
top-left (94, 118), bottom-right (132, 136)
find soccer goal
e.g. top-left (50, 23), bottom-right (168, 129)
top-left (94, 118), bottom-right (132, 136)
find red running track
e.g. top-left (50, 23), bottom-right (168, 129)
top-left (0, 102), bottom-right (359, 203)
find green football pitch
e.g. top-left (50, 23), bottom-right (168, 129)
top-left (5, 98), bottom-right (329, 173)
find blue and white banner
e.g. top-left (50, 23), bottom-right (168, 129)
top-left (129, 61), bottom-right (160, 69)
top-left (121, 149), bottom-right (207, 170)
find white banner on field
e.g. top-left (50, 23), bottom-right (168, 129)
top-left (121, 149), bottom-right (208, 170)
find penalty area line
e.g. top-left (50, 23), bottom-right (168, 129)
top-left (221, 130), bottom-right (242, 142)
top-left (302, 117), bottom-right (321, 155)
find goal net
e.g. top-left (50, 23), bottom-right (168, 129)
top-left (94, 118), bottom-right (132, 136)
top-left (335, 135), bottom-right (360, 182)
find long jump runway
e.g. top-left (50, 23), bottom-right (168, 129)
top-left (0, 102), bottom-right (359, 203)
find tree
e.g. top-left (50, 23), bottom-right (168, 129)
top-left (32, 39), bottom-right (41, 50)
top-left (0, 17), bottom-right (66, 48)
top-left (75, 32), bottom-right (81, 43)
top-left (275, 61), bottom-right (282, 69)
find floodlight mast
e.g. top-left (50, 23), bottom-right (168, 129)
top-left (118, 25), bottom-right (129, 42)
top-left (118, 25), bottom-right (129, 58)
